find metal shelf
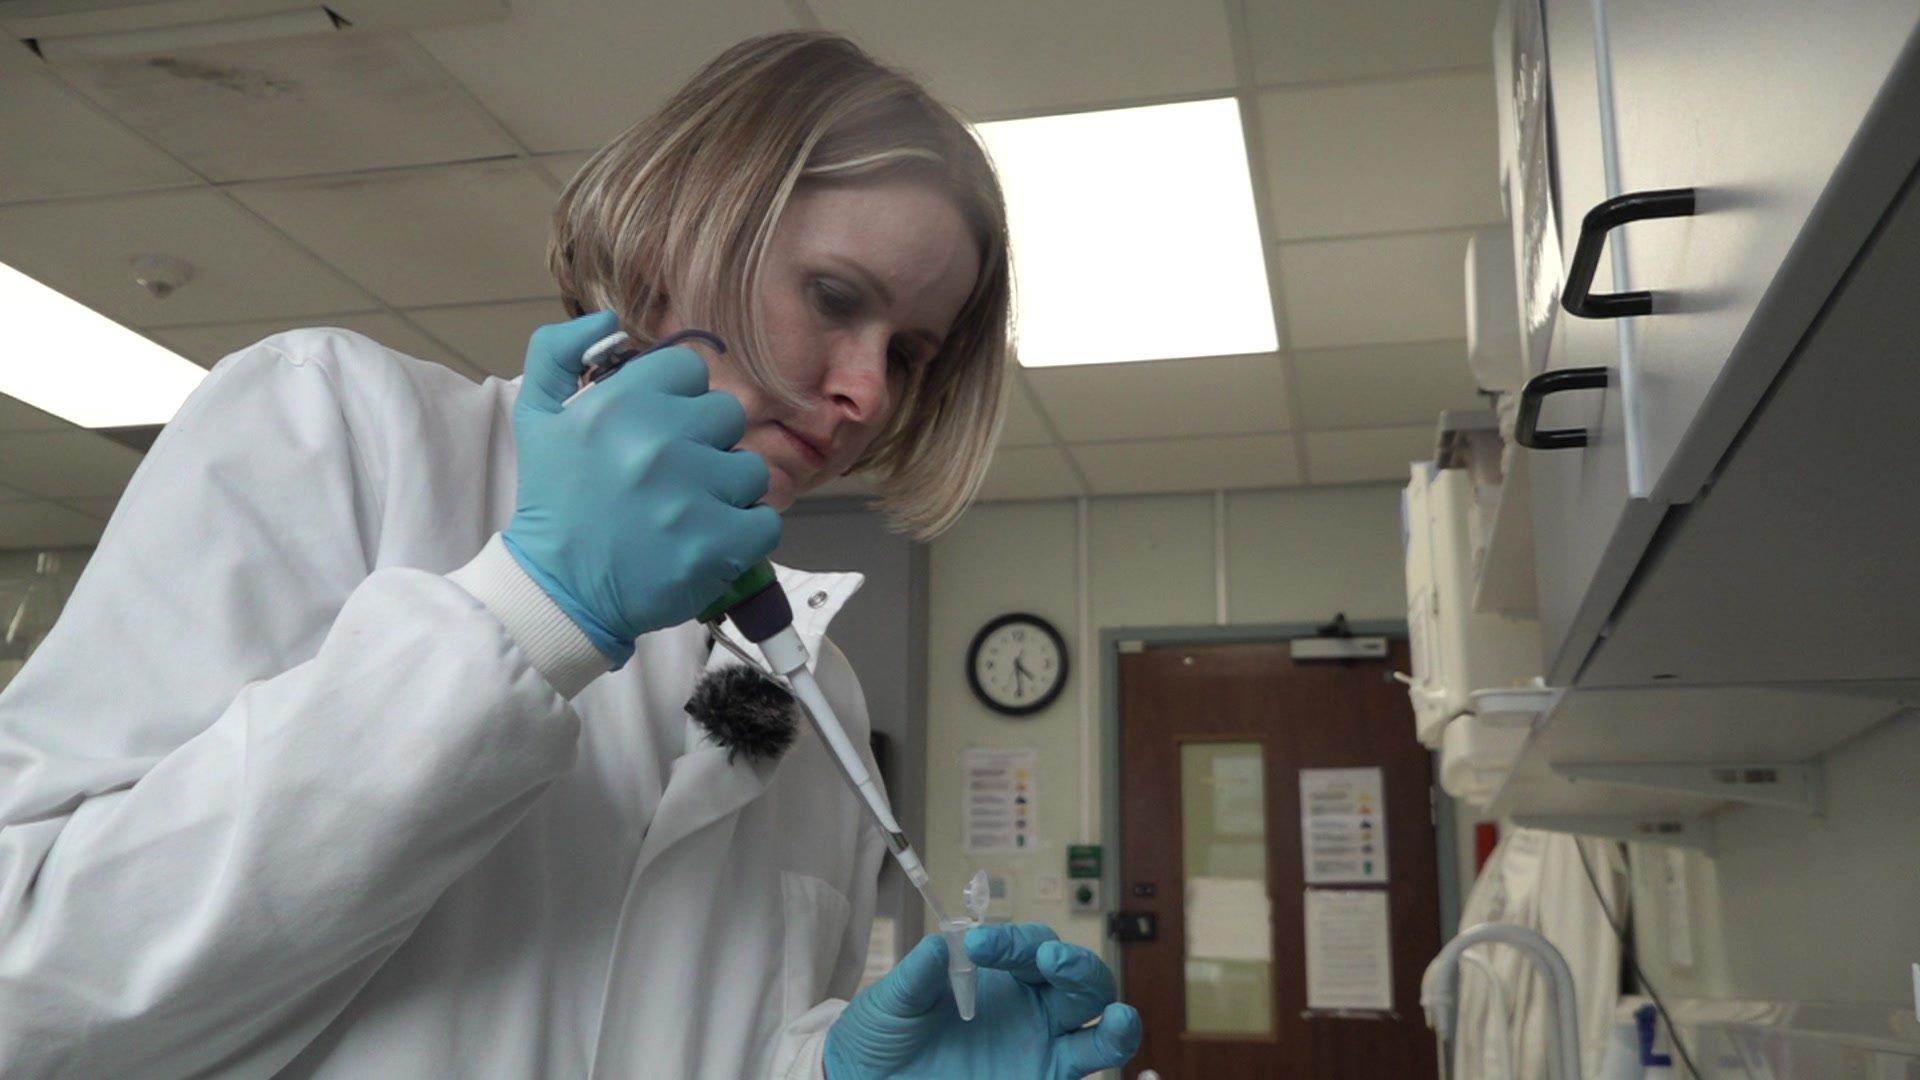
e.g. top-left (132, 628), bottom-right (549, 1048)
top-left (1488, 682), bottom-right (1918, 852)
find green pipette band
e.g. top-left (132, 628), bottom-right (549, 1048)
top-left (697, 560), bottom-right (780, 624)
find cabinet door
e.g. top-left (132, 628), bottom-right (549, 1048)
top-left (1527, 0), bottom-right (1661, 684)
top-left (1603, 0), bottom-right (1920, 503)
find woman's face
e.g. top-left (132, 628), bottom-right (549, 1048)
top-left (654, 177), bottom-right (982, 509)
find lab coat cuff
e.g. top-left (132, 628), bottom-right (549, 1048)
top-left (447, 534), bottom-right (609, 699)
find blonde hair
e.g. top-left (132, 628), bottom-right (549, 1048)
top-left (549, 31), bottom-right (1010, 539)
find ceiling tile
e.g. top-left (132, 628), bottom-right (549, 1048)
top-left (1305, 424), bottom-right (1433, 485)
top-left (811, 0), bottom-right (1236, 118)
top-left (404, 298), bottom-right (571, 379)
top-left (1069, 434), bottom-right (1301, 495)
top-left (1026, 353), bottom-right (1289, 443)
top-left (1245, 0), bottom-right (1499, 85)
top-left (998, 374), bottom-right (1054, 449)
top-left (53, 32), bottom-right (519, 182)
top-left (60, 496), bottom-right (123, 521)
top-left (1292, 340), bottom-right (1482, 430)
top-left (0, 188), bottom-right (376, 328)
top-left (231, 160), bottom-right (558, 307)
top-left (416, 0), bottom-right (800, 152)
top-left (0, 71), bottom-right (198, 203)
top-left (976, 446), bottom-right (1085, 501)
top-left (0, 430), bottom-right (143, 499)
top-left (1256, 72), bottom-right (1501, 240)
top-left (0, 394), bottom-right (70, 434)
top-left (149, 313), bottom-right (476, 377)
top-left (1277, 230), bottom-right (1472, 349)
top-left (0, 499), bottom-right (105, 549)
top-left (536, 151), bottom-right (594, 189)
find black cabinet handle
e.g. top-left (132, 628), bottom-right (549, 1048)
top-left (1562, 188), bottom-right (1697, 318)
top-left (1515, 367), bottom-right (1609, 449)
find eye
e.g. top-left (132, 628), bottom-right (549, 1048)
top-left (888, 343), bottom-right (918, 371)
top-left (809, 278), bottom-right (859, 319)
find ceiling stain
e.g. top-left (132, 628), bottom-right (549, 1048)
top-left (146, 58), bottom-right (297, 99)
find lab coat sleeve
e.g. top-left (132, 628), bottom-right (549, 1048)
top-left (0, 339), bottom-right (583, 1077)
top-left (768, 639), bottom-right (891, 1080)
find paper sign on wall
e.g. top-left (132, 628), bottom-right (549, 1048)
top-left (1299, 767), bottom-right (1387, 884)
top-left (1304, 889), bottom-right (1393, 1012)
top-left (963, 748), bottom-right (1038, 854)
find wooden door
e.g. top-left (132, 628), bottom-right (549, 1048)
top-left (1116, 640), bottom-right (1441, 1078)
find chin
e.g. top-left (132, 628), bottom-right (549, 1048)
top-left (764, 473), bottom-right (799, 511)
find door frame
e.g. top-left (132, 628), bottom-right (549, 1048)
top-left (1096, 621), bottom-right (1463, 990)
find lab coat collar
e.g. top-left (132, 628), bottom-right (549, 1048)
top-left (629, 562), bottom-right (865, 886)
top-left (705, 561), bottom-right (866, 680)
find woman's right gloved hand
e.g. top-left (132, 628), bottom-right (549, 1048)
top-left (503, 311), bottom-right (782, 665)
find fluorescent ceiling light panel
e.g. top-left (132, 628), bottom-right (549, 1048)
top-left (0, 260), bottom-right (206, 428)
top-left (978, 98), bottom-right (1277, 368)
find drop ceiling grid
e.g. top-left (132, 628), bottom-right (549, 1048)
top-left (9, 35), bottom-right (559, 382)
top-left (1219, 0), bottom-right (1311, 488)
top-left (0, 1), bottom-right (1509, 516)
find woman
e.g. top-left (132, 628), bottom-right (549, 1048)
top-left (0, 31), bottom-right (1140, 1079)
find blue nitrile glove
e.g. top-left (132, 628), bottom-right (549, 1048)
top-left (504, 311), bottom-right (781, 666)
top-left (824, 923), bottom-right (1143, 1080)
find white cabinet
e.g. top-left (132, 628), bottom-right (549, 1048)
top-left (1517, 0), bottom-right (1920, 684)
top-left (1604, 0), bottom-right (1920, 503)
top-left (1402, 462), bottom-right (1543, 747)
top-left (1464, 224), bottom-right (1524, 393)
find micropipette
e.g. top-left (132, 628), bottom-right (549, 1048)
top-left (699, 568), bottom-right (981, 1020)
top-left (698, 566), bottom-right (945, 912)
top-left (557, 326), bottom-right (979, 1018)
top-left (561, 328), bottom-right (729, 407)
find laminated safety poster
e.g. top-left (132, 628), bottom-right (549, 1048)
top-left (1299, 767), bottom-right (1388, 884)
top-left (962, 748), bottom-right (1037, 854)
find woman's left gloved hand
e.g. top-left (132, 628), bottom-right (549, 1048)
top-left (824, 923), bottom-right (1142, 1079)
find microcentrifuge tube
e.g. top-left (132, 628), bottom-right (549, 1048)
top-left (943, 871), bottom-right (991, 1021)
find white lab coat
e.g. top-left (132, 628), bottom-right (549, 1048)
top-left (1452, 828), bottom-right (1626, 1080)
top-left (0, 328), bottom-right (888, 1078)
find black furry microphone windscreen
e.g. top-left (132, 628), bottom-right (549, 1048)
top-left (685, 664), bottom-right (801, 764)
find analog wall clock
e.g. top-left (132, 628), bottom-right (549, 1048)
top-left (967, 613), bottom-right (1068, 716)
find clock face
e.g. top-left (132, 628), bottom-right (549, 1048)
top-left (968, 614), bottom-right (1067, 716)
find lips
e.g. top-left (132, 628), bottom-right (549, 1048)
top-left (774, 423), bottom-right (829, 469)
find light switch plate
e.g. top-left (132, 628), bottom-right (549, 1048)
top-left (1033, 874), bottom-right (1063, 902)
top-left (1068, 879), bottom-right (1102, 915)
top-left (1911, 963), bottom-right (1918, 1023)
top-left (985, 874), bottom-right (1013, 919)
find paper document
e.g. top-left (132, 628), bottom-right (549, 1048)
top-left (1304, 889), bottom-right (1393, 1012)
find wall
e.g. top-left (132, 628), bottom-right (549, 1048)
top-left (1627, 707), bottom-right (1920, 1007)
top-left (922, 485), bottom-right (1407, 955)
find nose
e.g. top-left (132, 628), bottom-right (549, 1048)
top-left (819, 329), bottom-right (896, 426)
